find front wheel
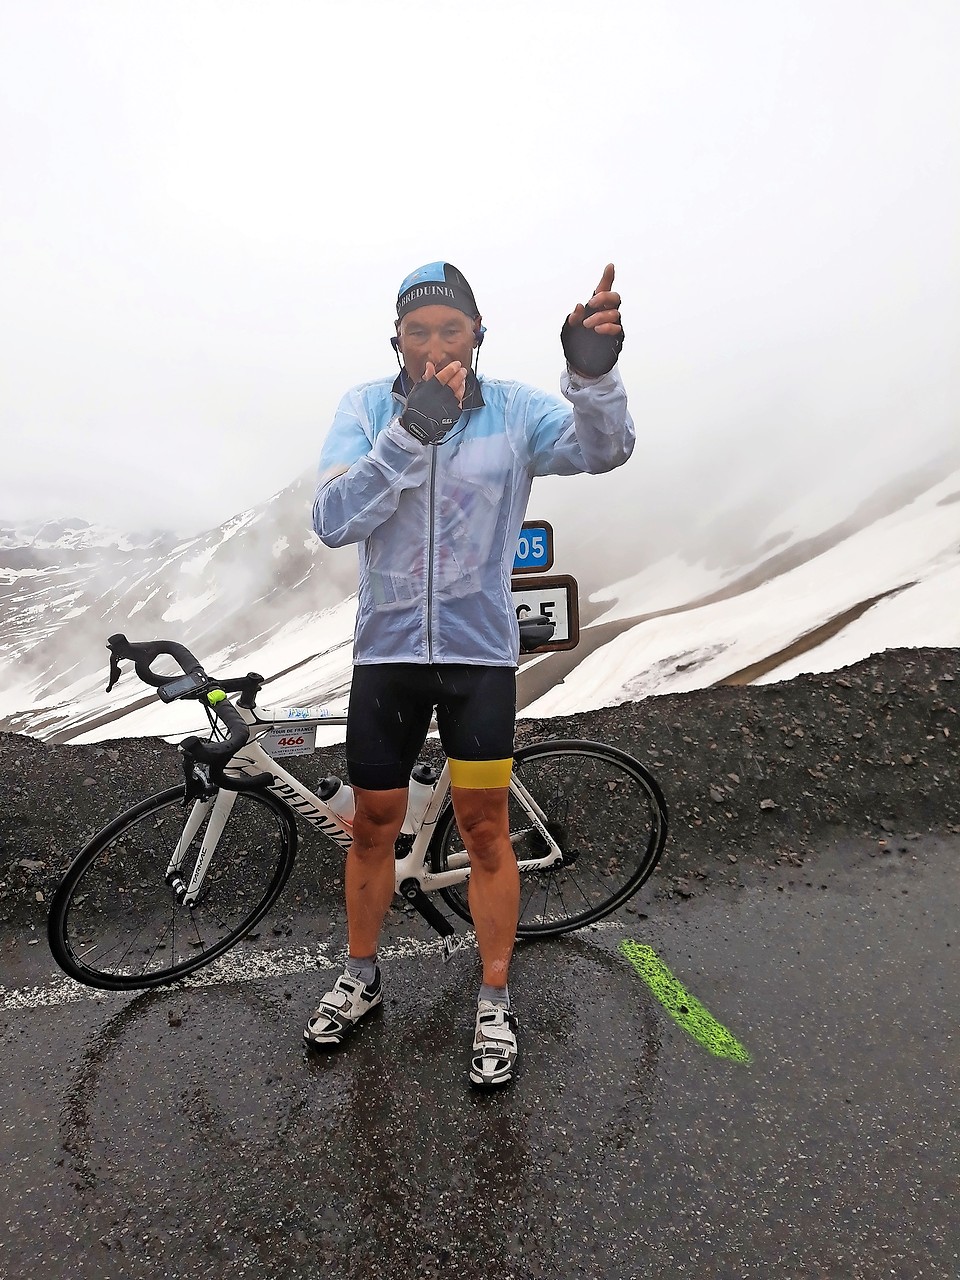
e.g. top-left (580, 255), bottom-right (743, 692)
top-left (431, 739), bottom-right (668, 937)
top-left (48, 785), bottom-right (297, 990)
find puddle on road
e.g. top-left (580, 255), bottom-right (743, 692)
top-left (2, 835), bottom-right (956, 1278)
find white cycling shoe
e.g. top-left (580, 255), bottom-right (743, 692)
top-left (304, 969), bottom-right (383, 1050)
top-left (470, 1000), bottom-right (520, 1088)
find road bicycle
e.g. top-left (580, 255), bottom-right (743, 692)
top-left (48, 630), bottom-right (668, 991)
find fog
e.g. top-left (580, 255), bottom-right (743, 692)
top-left (2, 0), bottom-right (958, 562)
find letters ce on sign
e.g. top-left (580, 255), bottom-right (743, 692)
top-left (511, 574), bottom-right (580, 653)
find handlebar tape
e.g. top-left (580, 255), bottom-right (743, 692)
top-left (105, 634), bottom-right (271, 792)
top-left (178, 695), bottom-right (270, 791)
top-left (106, 633), bottom-right (203, 691)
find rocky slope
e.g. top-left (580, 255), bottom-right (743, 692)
top-left (1, 647), bottom-right (956, 930)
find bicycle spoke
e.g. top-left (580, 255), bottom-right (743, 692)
top-left (51, 787), bottom-right (296, 989)
top-left (518, 876), bottom-right (542, 923)
top-left (73, 908), bottom-right (165, 972)
top-left (435, 741), bottom-right (666, 937)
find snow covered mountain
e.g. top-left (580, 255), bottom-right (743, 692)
top-left (1, 455), bottom-right (958, 745)
top-left (0, 475), bottom-right (357, 742)
top-left (520, 462), bottom-right (960, 717)
top-left (0, 517), bottom-right (173, 554)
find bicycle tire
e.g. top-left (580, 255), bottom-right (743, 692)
top-left (48, 785), bottom-right (298, 990)
top-left (431, 739), bottom-right (667, 938)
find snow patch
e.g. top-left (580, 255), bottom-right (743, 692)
top-left (180, 545), bottom-right (218, 577)
top-left (162, 587), bottom-right (220, 623)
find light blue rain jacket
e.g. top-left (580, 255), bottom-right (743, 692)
top-left (312, 367), bottom-right (634, 666)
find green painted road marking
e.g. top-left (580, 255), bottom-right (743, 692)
top-left (619, 940), bottom-right (752, 1064)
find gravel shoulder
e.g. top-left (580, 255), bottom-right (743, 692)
top-left (1, 646), bottom-right (957, 923)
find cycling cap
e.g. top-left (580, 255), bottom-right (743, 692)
top-left (396, 262), bottom-right (480, 321)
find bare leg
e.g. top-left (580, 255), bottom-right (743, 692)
top-left (345, 788), bottom-right (407, 958)
top-left (451, 786), bottom-right (518, 989)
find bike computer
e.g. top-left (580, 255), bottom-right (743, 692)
top-left (156, 670), bottom-right (210, 702)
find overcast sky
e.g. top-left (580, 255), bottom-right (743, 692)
top-left (2, 0), bottom-right (958, 536)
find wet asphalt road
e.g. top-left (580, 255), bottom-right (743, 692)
top-left (1, 835), bottom-right (957, 1280)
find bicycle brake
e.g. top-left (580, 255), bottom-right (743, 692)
top-left (180, 749), bottom-right (212, 802)
top-left (106, 649), bottom-right (123, 693)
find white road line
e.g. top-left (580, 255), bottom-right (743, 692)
top-left (0, 934), bottom-right (477, 1012)
top-left (1, 921), bottom-right (621, 1013)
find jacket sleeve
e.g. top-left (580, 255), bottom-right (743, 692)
top-left (516, 367), bottom-right (635, 477)
top-left (311, 390), bottom-right (430, 548)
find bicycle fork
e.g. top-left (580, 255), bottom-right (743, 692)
top-left (165, 791), bottom-right (237, 907)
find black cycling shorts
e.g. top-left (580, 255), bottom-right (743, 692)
top-left (345, 663), bottom-right (516, 791)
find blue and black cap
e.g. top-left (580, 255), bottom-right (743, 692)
top-left (396, 262), bottom-right (480, 322)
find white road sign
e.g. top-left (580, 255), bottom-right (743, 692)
top-left (510, 574), bottom-right (580, 652)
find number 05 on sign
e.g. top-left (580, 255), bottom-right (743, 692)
top-left (511, 574), bottom-right (580, 652)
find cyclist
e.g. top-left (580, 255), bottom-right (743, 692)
top-left (306, 260), bottom-right (633, 1087)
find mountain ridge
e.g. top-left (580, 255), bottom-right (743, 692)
top-left (1, 456), bottom-right (958, 743)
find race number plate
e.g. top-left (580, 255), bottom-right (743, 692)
top-left (262, 726), bottom-right (317, 757)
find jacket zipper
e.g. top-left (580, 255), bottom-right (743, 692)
top-left (426, 446), bottom-right (438, 662)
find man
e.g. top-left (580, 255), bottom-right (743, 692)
top-left (306, 261), bottom-right (633, 1087)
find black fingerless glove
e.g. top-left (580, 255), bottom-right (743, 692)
top-left (560, 304), bottom-right (624, 378)
top-left (399, 378), bottom-right (463, 445)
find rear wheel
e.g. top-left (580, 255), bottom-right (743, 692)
top-left (431, 739), bottom-right (667, 937)
top-left (48, 785), bottom-right (297, 990)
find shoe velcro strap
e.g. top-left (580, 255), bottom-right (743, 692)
top-left (317, 987), bottom-right (356, 1016)
top-left (334, 975), bottom-right (364, 995)
top-left (477, 1026), bottom-right (515, 1047)
top-left (312, 1001), bottom-right (346, 1021)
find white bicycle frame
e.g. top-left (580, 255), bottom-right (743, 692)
top-left (165, 698), bottom-right (563, 909)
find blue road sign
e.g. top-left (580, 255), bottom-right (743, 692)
top-left (513, 520), bottom-right (554, 574)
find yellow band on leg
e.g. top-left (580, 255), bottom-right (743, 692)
top-left (447, 757), bottom-right (514, 789)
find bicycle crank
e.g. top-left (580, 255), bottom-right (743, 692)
top-left (398, 878), bottom-right (459, 947)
